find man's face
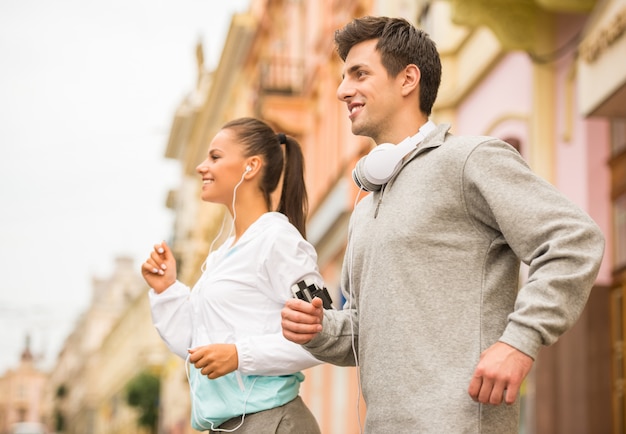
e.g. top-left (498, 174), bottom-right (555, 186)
top-left (336, 39), bottom-right (404, 144)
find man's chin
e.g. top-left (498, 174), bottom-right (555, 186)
top-left (350, 117), bottom-right (373, 136)
top-left (350, 123), bottom-right (365, 137)
top-left (351, 126), bottom-right (371, 139)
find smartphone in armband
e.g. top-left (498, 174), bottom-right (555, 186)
top-left (291, 279), bottom-right (334, 309)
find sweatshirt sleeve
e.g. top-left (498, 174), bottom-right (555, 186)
top-left (303, 308), bottom-right (359, 367)
top-left (148, 281), bottom-right (193, 359)
top-left (303, 224), bottom-right (360, 367)
top-left (463, 140), bottom-right (605, 359)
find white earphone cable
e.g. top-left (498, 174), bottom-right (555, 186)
top-left (191, 169), bottom-right (257, 432)
top-left (185, 354), bottom-right (258, 432)
top-left (348, 186), bottom-right (365, 434)
top-left (201, 169), bottom-right (247, 272)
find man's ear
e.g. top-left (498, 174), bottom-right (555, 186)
top-left (400, 64), bottom-right (420, 97)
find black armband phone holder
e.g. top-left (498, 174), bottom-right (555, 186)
top-left (291, 279), bottom-right (334, 309)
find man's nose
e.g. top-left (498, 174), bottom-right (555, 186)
top-left (336, 78), bottom-right (354, 101)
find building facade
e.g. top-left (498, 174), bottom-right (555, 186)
top-left (42, 256), bottom-right (170, 434)
top-left (576, 1), bottom-right (626, 432)
top-left (0, 336), bottom-right (48, 434)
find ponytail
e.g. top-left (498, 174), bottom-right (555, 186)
top-left (278, 135), bottom-right (308, 238)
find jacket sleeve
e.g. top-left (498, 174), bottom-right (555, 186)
top-left (235, 225), bottom-right (325, 374)
top-left (148, 281), bottom-right (193, 359)
top-left (463, 140), bottom-right (605, 359)
top-left (236, 332), bottom-right (322, 375)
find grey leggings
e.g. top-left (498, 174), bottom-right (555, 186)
top-left (209, 396), bottom-right (321, 434)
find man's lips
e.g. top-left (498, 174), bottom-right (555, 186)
top-left (348, 103), bottom-right (364, 120)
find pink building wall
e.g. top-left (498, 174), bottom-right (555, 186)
top-left (553, 15), bottom-right (596, 209)
top-left (553, 15), bottom-right (612, 285)
top-left (584, 118), bottom-right (612, 284)
top-left (453, 52), bottom-right (532, 141)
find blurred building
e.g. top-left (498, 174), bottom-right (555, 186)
top-left (42, 256), bottom-right (169, 434)
top-left (0, 336), bottom-right (48, 434)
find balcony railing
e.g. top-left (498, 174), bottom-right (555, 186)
top-left (258, 56), bottom-right (305, 96)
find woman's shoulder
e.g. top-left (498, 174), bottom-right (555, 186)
top-left (257, 212), bottom-right (297, 232)
top-left (255, 214), bottom-right (318, 265)
top-left (254, 213), bottom-right (310, 248)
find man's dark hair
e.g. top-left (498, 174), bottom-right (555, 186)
top-left (334, 16), bottom-right (442, 115)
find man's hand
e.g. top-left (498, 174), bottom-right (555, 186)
top-left (188, 344), bottom-right (238, 379)
top-left (281, 297), bottom-right (324, 344)
top-left (468, 341), bottom-right (534, 405)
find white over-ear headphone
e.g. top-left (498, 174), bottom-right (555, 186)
top-left (352, 121), bottom-right (436, 192)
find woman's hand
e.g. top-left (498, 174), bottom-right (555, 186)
top-left (188, 344), bottom-right (239, 379)
top-left (141, 241), bottom-right (177, 293)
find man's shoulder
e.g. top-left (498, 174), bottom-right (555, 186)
top-left (443, 130), bottom-right (500, 148)
top-left (439, 130), bottom-right (520, 162)
top-left (424, 123), bottom-right (499, 151)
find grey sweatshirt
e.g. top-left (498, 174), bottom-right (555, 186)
top-left (304, 124), bottom-right (605, 433)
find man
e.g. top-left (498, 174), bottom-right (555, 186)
top-left (281, 16), bottom-right (605, 433)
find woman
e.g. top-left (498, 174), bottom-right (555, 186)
top-left (142, 117), bottom-right (323, 433)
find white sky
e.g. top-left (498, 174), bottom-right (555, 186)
top-left (0, 0), bottom-right (250, 375)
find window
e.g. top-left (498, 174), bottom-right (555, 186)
top-left (611, 118), bottom-right (626, 156)
top-left (614, 194), bottom-right (626, 269)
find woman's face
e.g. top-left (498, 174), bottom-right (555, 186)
top-left (195, 128), bottom-right (249, 205)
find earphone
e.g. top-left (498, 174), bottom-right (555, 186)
top-left (201, 167), bottom-right (250, 272)
top-left (352, 121), bottom-right (436, 192)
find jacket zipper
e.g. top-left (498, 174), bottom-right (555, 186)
top-left (374, 184), bottom-right (386, 218)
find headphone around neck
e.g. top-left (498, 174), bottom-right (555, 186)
top-left (352, 121), bottom-right (436, 192)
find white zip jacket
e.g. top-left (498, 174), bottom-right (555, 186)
top-left (149, 212), bottom-right (322, 375)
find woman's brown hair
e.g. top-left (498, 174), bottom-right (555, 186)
top-left (221, 117), bottom-right (308, 237)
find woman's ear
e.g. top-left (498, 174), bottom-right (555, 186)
top-left (244, 156), bottom-right (262, 177)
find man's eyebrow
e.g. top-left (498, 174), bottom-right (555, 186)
top-left (343, 63), bottom-right (367, 78)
